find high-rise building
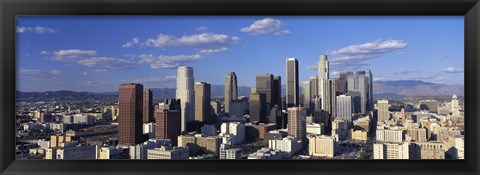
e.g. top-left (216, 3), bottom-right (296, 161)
top-left (302, 81), bottom-right (311, 113)
top-left (336, 95), bottom-right (353, 122)
top-left (451, 94), bottom-right (460, 116)
top-left (119, 83), bottom-right (144, 145)
top-left (176, 66), bottom-right (195, 132)
top-left (329, 79), bottom-right (337, 118)
top-left (195, 82), bottom-right (212, 124)
top-left (378, 99), bottom-right (390, 122)
top-left (143, 89), bottom-right (153, 123)
top-left (373, 142), bottom-right (409, 159)
top-left (309, 76), bottom-right (319, 101)
top-left (224, 72), bottom-right (238, 114)
top-left (346, 71), bottom-right (373, 114)
top-left (317, 54), bottom-right (330, 114)
top-left (272, 76), bottom-right (282, 109)
top-left (338, 72), bottom-right (348, 95)
top-left (308, 135), bottom-right (334, 158)
top-left (286, 58), bottom-right (299, 107)
top-left (419, 100), bottom-right (439, 113)
top-left (287, 107), bottom-right (307, 146)
top-left (155, 99), bottom-right (181, 145)
top-left (249, 92), bottom-right (267, 123)
top-left (366, 70), bottom-right (374, 112)
top-left (357, 71), bottom-right (368, 114)
top-left (256, 74), bottom-right (274, 111)
top-left (347, 72), bottom-right (356, 92)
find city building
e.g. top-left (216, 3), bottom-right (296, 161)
top-left (419, 100), bottom-right (439, 113)
top-left (224, 72), bottom-right (238, 114)
top-left (287, 107), bottom-right (307, 146)
top-left (50, 135), bottom-right (72, 147)
top-left (451, 94), bottom-right (460, 116)
top-left (210, 100), bottom-right (222, 114)
top-left (407, 128), bottom-right (428, 142)
top-left (256, 74), bottom-right (274, 111)
top-left (249, 92), bottom-right (267, 123)
top-left (147, 146), bottom-right (189, 159)
top-left (143, 88), bottom-right (153, 123)
top-left (306, 123), bottom-right (324, 135)
top-left (201, 124), bottom-right (217, 136)
top-left (118, 83), bottom-right (144, 145)
top-left (272, 76), bottom-right (282, 110)
top-left (220, 122), bottom-right (245, 146)
top-left (225, 148), bottom-right (242, 159)
top-left (373, 142), bottom-right (409, 159)
top-left (350, 129), bottom-right (368, 141)
top-left (331, 118), bottom-right (350, 141)
top-left (336, 95), bottom-right (353, 122)
top-left (308, 135), bottom-right (335, 158)
top-left (194, 82), bottom-right (212, 124)
top-left (98, 146), bottom-right (123, 159)
top-left (55, 145), bottom-right (97, 160)
top-left (268, 136), bottom-right (302, 156)
top-left (378, 99), bottom-right (390, 122)
top-left (176, 66), bottom-right (195, 132)
top-left (286, 58), bottom-right (299, 107)
top-left (129, 139), bottom-right (172, 159)
top-left (409, 142), bottom-right (445, 159)
top-left (376, 127), bottom-right (403, 143)
top-left (178, 134), bottom-right (221, 157)
top-left (247, 147), bottom-right (288, 159)
top-left (245, 123), bottom-right (277, 141)
top-left (155, 99), bottom-right (181, 145)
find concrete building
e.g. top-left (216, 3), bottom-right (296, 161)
top-left (119, 83), bottom-right (144, 145)
top-left (249, 92), bottom-right (267, 123)
top-left (220, 122), bottom-right (245, 145)
top-left (98, 146), bottom-right (123, 159)
top-left (286, 58), bottom-right (299, 107)
top-left (308, 135), bottom-right (335, 158)
top-left (224, 72), bottom-right (238, 114)
top-left (201, 125), bottom-right (217, 136)
top-left (178, 134), bottom-right (221, 157)
top-left (373, 142), bottom-right (409, 159)
top-left (129, 139), bottom-right (172, 159)
top-left (256, 74), bottom-right (275, 111)
top-left (56, 145), bottom-right (97, 160)
top-left (225, 148), bottom-right (242, 159)
top-left (272, 76), bottom-right (282, 110)
top-left (268, 136), bottom-right (302, 156)
top-left (350, 129), bottom-right (368, 141)
top-left (245, 123), bottom-right (277, 141)
top-left (331, 118), bottom-right (350, 141)
top-left (247, 147), bottom-right (288, 159)
top-left (147, 146), bottom-right (189, 159)
top-left (287, 107), bottom-right (307, 146)
top-left (376, 128), bottom-right (403, 143)
top-left (143, 88), bottom-right (154, 123)
top-left (50, 135), bottom-right (72, 148)
top-left (451, 94), bottom-right (460, 116)
top-left (407, 128), bottom-right (428, 142)
top-left (378, 99), bottom-right (390, 122)
top-left (195, 82), bottom-right (212, 124)
top-left (155, 99), bottom-right (181, 145)
top-left (176, 66), bottom-right (195, 132)
top-left (306, 123), bottom-right (324, 135)
top-left (409, 142), bottom-right (445, 159)
top-left (336, 95), bottom-right (353, 122)
top-left (302, 81), bottom-right (312, 113)
top-left (210, 100), bottom-right (222, 114)
top-left (419, 100), bottom-right (439, 113)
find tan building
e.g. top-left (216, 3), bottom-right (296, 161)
top-left (147, 146), bottom-right (189, 159)
top-left (350, 129), bottom-right (368, 141)
top-left (373, 142), bottom-right (409, 159)
top-left (409, 142), bottom-right (445, 159)
top-left (178, 134), bottom-right (220, 157)
top-left (377, 99), bottom-right (390, 122)
top-left (194, 82), bottom-right (212, 123)
top-left (308, 135), bottom-right (335, 158)
top-left (407, 128), bottom-right (427, 142)
top-left (288, 107), bottom-right (307, 146)
top-left (50, 135), bottom-right (72, 147)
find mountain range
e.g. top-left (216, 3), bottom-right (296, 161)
top-left (16, 80), bottom-right (463, 102)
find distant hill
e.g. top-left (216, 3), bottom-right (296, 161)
top-left (373, 80), bottom-right (464, 97)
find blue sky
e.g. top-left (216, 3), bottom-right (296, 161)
top-left (16, 16), bottom-right (464, 92)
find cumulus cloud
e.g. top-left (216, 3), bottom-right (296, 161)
top-left (240, 18), bottom-right (290, 35)
top-left (122, 37), bottom-right (140, 48)
top-left (138, 54), bottom-right (201, 69)
top-left (16, 26), bottom-right (56, 33)
top-left (442, 67), bottom-right (463, 74)
top-left (48, 49), bottom-right (137, 69)
top-left (141, 33), bottom-right (238, 53)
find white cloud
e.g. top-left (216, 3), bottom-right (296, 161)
top-left (16, 26), bottom-right (56, 33)
top-left (240, 18), bottom-right (290, 35)
top-left (49, 49), bottom-right (137, 69)
top-left (135, 75), bottom-right (177, 83)
top-left (199, 47), bottom-right (228, 54)
top-left (409, 72), bottom-right (442, 80)
top-left (142, 32), bottom-right (237, 51)
top-left (231, 36), bottom-right (241, 42)
top-left (138, 54), bottom-right (201, 69)
top-left (40, 51), bottom-right (50, 55)
top-left (196, 26), bottom-right (208, 31)
top-left (393, 68), bottom-right (417, 75)
top-left (83, 72), bottom-right (88, 76)
top-left (442, 67), bottom-right (463, 74)
top-left (93, 69), bottom-right (108, 74)
top-left (49, 69), bottom-right (62, 75)
top-left (122, 37), bottom-right (140, 48)
top-left (17, 68), bottom-right (53, 80)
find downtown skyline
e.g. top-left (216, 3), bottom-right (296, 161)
top-left (16, 16), bottom-right (464, 92)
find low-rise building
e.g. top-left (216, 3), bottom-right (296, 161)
top-left (147, 146), bottom-right (189, 159)
top-left (308, 135), bottom-right (335, 158)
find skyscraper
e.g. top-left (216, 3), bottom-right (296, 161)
top-left (317, 54), bottom-right (332, 114)
top-left (366, 70), bottom-right (373, 112)
top-left (302, 81), bottom-right (311, 113)
top-left (176, 66), bottom-right (195, 132)
top-left (256, 74), bottom-right (274, 111)
top-left (286, 58), bottom-right (299, 107)
top-left (272, 76), bottom-right (282, 109)
top-left (194, 82), bottom-right (212, 124)
top-left (310, 76), bottom-right (319, 100)
top-left (338, 72), bottom-right (348, 95)
top-left (143, 89), bottom-right (153, 123)
top-left (288, 107), bottom-right (307, 147)
top-left (378, 99), bottom-right (390, 122)
top-left (155, 99), bottom-right (181, 145)
top-left (249, 92), bottom-right (267, 123)
top-left (336, 95), bottom-right (353, 122)
top-left (119, 83), bottom-right (144, 145)
top-left (357, 71), bottom-right (368, 114)
top-left (224, 72), bottom-right (238, 114)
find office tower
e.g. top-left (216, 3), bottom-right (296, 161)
top-left (268, 136), bottom-right (302, 156)
top-left (357, 71), bottom-right (368, 114)
top-left (281, 96), bottom-right (287, 110)
top-left (366, 70), bottom-right (373, 112)
top-left (286, 58), bottom-right (299, 107)
top-left (451, 94), bottom-right (460, 116)
top-left (220, 122), bottom-right (245, 146)
top-left (195, 82), bottom-right (212, 123)
top-left (321, 79), bottom-right (331, 113)
top-left (143, 89), bottom-right (153, 123)
top-left (302, 81), bottom-right (311, 114)
top-left (269, 105), bottom-right (283, 129)
top-left (210, 100), bottom-right (221, 114)
top-left (249, 92), bottom-right (267, 123)
top-left (347, 72), bottom-right (356, 92)
top-left (256, 74), bottom-right (274, 111)
top-left (409, 142), bottom-right (445, 159)
top-left (272, 76), bottom-right (282, 108)
top-left (419, 100), bottom-right (439, 113)
top-left (119, 83), bottom-right (144, 145)
top-left (317, 54), bottom-right (334, 116)
top-left (310, 76), bottom-right (319, 100)
top-left (349, 91), bottom-right (361, 114)
top-left (155, 99), bottom-right (181, 145)
top-left (338, 72), bottom-right (348, 95)
top-left (176, 66), bottom-right (195, 132)
top-left (378, 99), bottom-right (390, 122)
top-left (336, 95), bottom-right (352, 122)
top-left (318, 54), bottom-right (329, 80)
top-left (373, 142), bottom-right (409, 159)
top-left (308, 135), bottom-right (334, 158)
top-left (287, 107), bottom-right (307, 146)
top-left (329, 79), bottom-right (337, 118)
top-left (224, 72), bottom-right (238, 114)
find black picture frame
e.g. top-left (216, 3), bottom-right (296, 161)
top-left (1, 0), bottom-right (479, 175)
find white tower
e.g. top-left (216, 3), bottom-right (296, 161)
top-left (176, 66), bottom-right (195, 132)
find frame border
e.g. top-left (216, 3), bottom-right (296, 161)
top-left (1, 0), bottom-right (479, 175)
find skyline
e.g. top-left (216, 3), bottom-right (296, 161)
top-left (17, 16), bottom-right (464, 92)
